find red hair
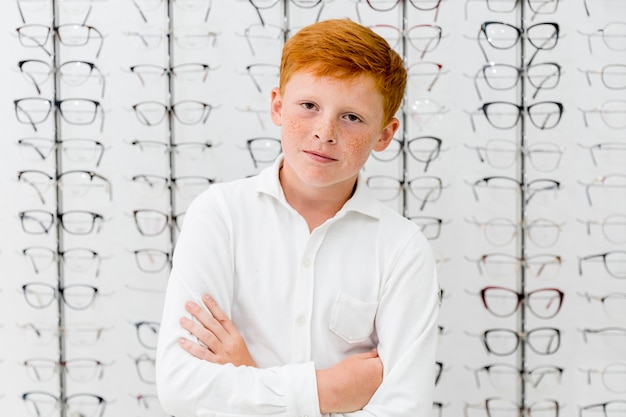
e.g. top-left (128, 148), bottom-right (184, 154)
top-left (280, 19), bottom-right (407, 126)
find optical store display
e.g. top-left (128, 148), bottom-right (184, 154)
top-left (0, 0), bottom-right (625, 416)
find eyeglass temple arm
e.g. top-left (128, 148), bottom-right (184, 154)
top-left (131, 0), bottom-right (148, 23)
top-left (21, 69), bottom-right (43, 95)
top-left (578, 108), bottom-right (590, 128)
top-left (248, 0), bottom-right (266, 27)
top-left (472, 68), bottom-right (484, 101)
top-left (477, 29), bottom-right (489, 62)
top-left (16, 102), bottom-right (40, 132)
top-left (94, 31), bottom-right (104, 58)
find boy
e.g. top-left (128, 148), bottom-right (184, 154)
top-left (156, 18), bottom-right (440, 417)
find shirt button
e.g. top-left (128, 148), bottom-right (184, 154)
top-left (296, 316), bottom-right (306, 326)
top-left (302, 259), bottom-right (310, 268)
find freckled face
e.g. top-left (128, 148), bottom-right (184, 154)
top-left (270, 72), bottom-right (398, 195)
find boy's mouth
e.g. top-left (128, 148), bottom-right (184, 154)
top-left (304, 150), bottom-right (337, 162)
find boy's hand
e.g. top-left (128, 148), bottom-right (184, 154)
top-left (316, 349), bottom-right (383, 414)
top-left (179, 294), bottom-right (257, 367)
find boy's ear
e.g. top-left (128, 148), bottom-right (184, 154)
top-left (373, 118), bottom-right (400, 152)
top-left (270, 87), bottom-right (283, 126)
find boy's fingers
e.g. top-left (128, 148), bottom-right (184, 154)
top-left (202, 294), bottom-right (239, 335)
top-left (179, 337), bottom-right (216, 362)
top-left (180, 316), bottom-right (219, 348)
top-left (185, 300), bottom-right (228, 342)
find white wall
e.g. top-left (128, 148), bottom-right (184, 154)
top-left (1, 0), bottom-right (625, 416)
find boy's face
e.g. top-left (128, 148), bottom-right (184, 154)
top-left (270, 71), bottom-right (399, 194)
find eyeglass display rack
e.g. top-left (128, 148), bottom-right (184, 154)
top-left (2, 0), bottom-right (626, 416)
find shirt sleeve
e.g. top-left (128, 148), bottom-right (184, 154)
top-left (334, 230), bottom-right (441, 417)
top-left (155, 189), bottom-right (322, 417)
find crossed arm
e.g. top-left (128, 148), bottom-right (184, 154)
top-left (179, 293), bottom-right (383, 414)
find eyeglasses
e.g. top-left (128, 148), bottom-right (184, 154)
top-left (578, 250), bottom-right (626, 279)
top-left (131, 0), bottom-right (212, 23)
top-left (17, 169), bottom-right (112, 204)
top-left (244, 63), bottom-right (280, 93)
top-left (365, 175), bottom-right (447, 210)
top-left (248, 0), bottom-right (328, 26)
top-left (409, 98), bottom-right (449, 131)
top-left (464, 0), bottom-right (560, 21)
top-left (580, 327), bottom-right (626, 346)
top-left (469, 176), bottom-right (561, 205)
top-left (128, 63), bottom-right (216, 86)
top-left (18, 209), bottom-right (104, 235)
top-left (580, 401), bottom-right (626, 417)
top-left (128, 139), bottom-right (218, 162)
top-left (123, 26), bottom-right (219, 49)
top-left (21, 246), bottom-right (105, 276)
top-left (578, 141), bottom-right (626, 167)
top-left (58, 170), bottom-right (112, 201)
top-left (470, 62), bottom-right (562, 100)
top-left (477, 285), bottom-right (564, 319)
top-left (15, 23), bottom-right (104, 57)
top-left (406, 61), bottom-right (449, 92)
top-left (464, 139), bottom-right (564, 172)
top-left (22, 391), bottom-right (110, 417)
top-left (18, 322), bottom-right (114, 346)
top-left (579, 100), bottom-right (626, 129)
top-left (240, 23), bottom-right (288, 56)
top-left (131, 320), bottom-right (160, 349)
top-left (367, 24), bottom-right (446, 58)
top-left (579, 291), bottom-right (626, 323)
top-left (132, 248), bottom-right (171, 273)
top-left (132, 209), bottom-right (183, 236)
top-left (130, 174), bottom-right (215, 200)
top-left (21, 357), bottom-right (112, 382)
top-left (17, 138), bottom-right (107, 166)
top-left (469, 363), bottom-right (563, 391)
top-left (467, 101), bottom-right (564, 131)
top-left (246, 137), bottom-right (282, 168)
top-left (18, 59), bottom-right (106, 97)
top-left (16, 0), bottom-right (95, 25)
top-left (465, 397), bottom-right (560, 417)
top-left (465, 217), bottom-right (564, 248)
top-left (578, 22), bottom-right (626, 54)
top-left (130, 353), bottom-right (156, 384)
top-left (476, 21), bottom-right (560, 63)
top-left (578, 214), bottom-right (626, 245)
top-left (132, 100), bottom-right (215, 126)
top-left (356, 0), bottom-right (443, 22)
top-left (467, 253), bottom-right (562, 280)
top-left (132, 393), bottom-right (171, 416)
top-left (21, 282), bottom-right (106, 310)
top-left (579, 174), bottom-right (626, 206)
top-left (237, 100), bottom-right (272, 129)
top-left (14, 97), bottom-right (105, 132)
top-left (470, 327), bottom-right (561, 355)
top-left (13, 173), bottom-right (56, 204)
top-left (579, 64), bottom-right (626, 90)
top-left (408, 216), bottom-right (450, 240)
top-left (370, 137), bottom-right (445, 172)
top-left (579, 362), bottom-right (626, 394)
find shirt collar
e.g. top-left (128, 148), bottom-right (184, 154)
top-left (256, 155), bottom-right (381, 220)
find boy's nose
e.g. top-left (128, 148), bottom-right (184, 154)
top-left (313, 118), bottom-right (337, 144)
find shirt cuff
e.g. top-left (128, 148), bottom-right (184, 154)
top-left (281, 361), bottom-right (322, 417)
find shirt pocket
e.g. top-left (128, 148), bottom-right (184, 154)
top-left (329, 292), bottom-right (379, 344)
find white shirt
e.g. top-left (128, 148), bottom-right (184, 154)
top-left (156, 156), bottom-right (440, 417)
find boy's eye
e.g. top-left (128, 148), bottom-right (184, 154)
top-left (345, 114), bottom-right (362, 123)
top-left (301, 102), bottom-right (316, 110)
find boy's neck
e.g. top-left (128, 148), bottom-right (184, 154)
top-left (278, 164), bottom-right (356, 232)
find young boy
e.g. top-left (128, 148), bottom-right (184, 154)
top-left (156, 18), bottom-right (440, 417)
